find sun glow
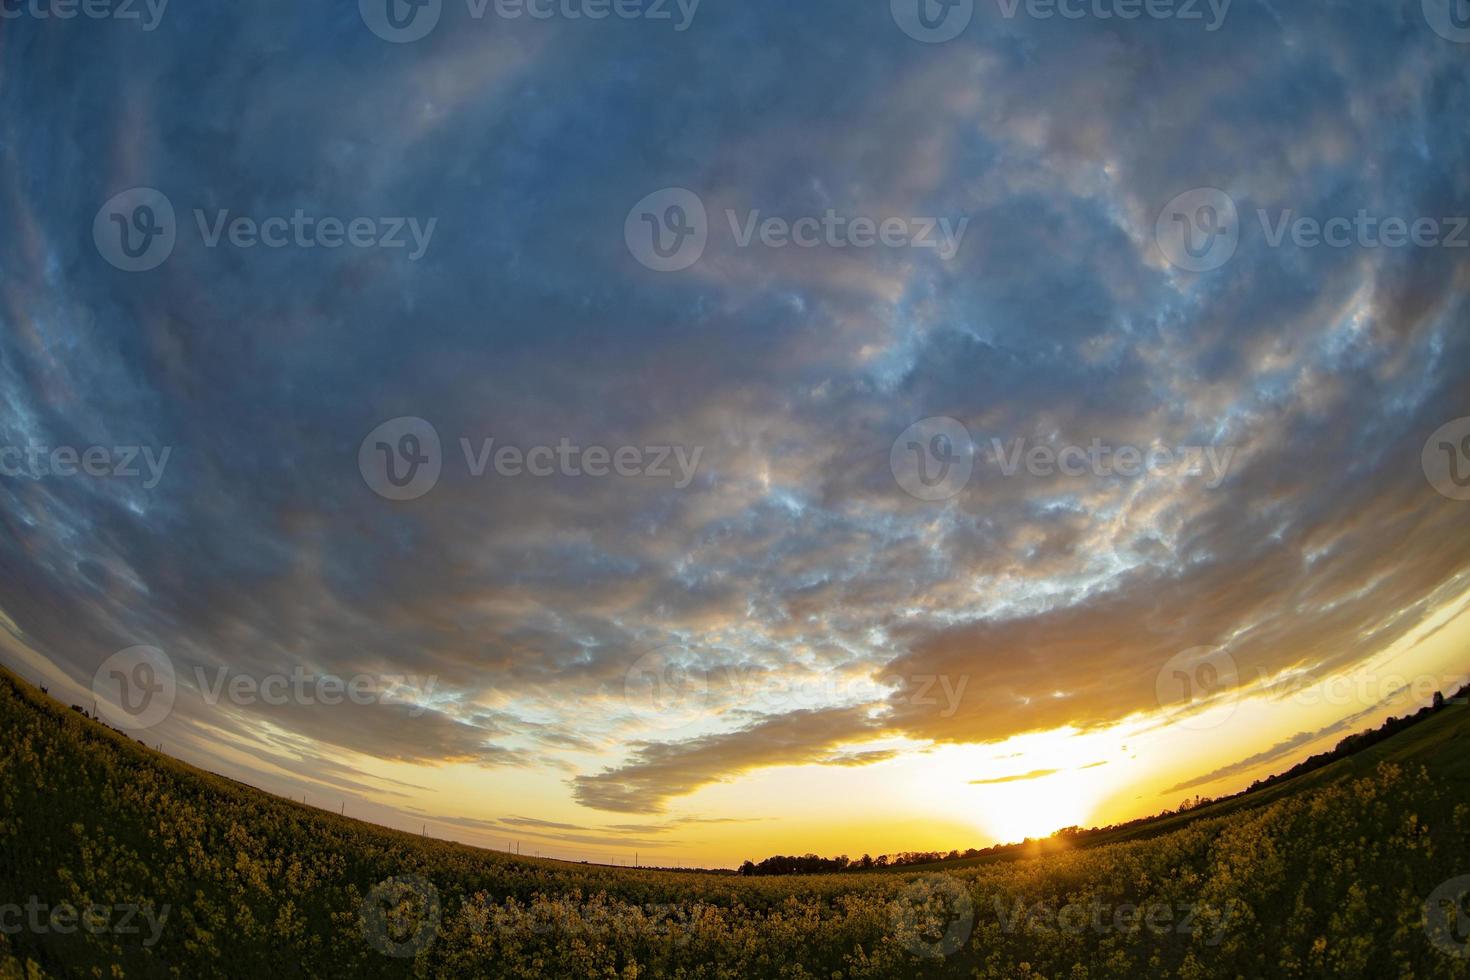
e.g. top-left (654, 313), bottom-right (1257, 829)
top-left (891, 736), bottom-right (1116, 847)
top-left (975, 773), bottom-right (1102, 844)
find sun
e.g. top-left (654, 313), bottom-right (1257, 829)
top-left (977, 774), bottom-right (1100, 844)
top-left (897, 738), bottom-right (1110, 846)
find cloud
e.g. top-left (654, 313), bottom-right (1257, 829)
top-left (970, 768), bottom-right (1062, 786)
top-left (1163, 696), bottom-right (1408, 794)
top-left (0, 0), bottom-right (1466, 828)
top-left (970, 759), bottom-right (1111, 785)
top-left (572, 706), bottom-right (885, 813)
top-left (426, 813), bottom-right (673, 850)
top-left (821, 749), bottom-right (901, 767)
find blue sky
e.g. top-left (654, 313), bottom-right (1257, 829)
top-left (1, 0), bottom-right (1468, 862)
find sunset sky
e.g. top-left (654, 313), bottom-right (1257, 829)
top-left (2, 1), bottom-right (1469, 868)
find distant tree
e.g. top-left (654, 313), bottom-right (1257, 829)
top-left (734, 686), bottom-right (1470, 880)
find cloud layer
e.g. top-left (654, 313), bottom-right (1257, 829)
top-left (1, 0), bottom-right (1467, 824)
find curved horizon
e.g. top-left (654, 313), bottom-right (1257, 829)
top-left (3, 0), bottom-right (1470, 871)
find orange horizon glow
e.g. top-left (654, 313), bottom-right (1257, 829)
top-left (9, 583), bottom-right (1469, 869)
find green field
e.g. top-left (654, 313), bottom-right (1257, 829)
top-left (2, 664), bottom-right (1469, 979)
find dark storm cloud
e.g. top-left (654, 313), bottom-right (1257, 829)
top-left (0, 0), bottom-right (1467, 816)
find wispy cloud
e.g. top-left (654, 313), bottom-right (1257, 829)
top-left (0, 0), bottom-right (1466, 836)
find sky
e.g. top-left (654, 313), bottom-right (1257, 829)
top-left (1, 0), bottom-right (1469, 868)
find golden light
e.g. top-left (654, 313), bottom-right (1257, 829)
top-left (975, 772), bottom-right (1102, 844)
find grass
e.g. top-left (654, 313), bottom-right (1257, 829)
top-left (2, 664), bottom-right (1469, 978)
